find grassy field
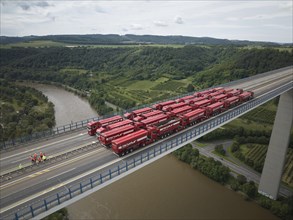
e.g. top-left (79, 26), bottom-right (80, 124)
top-left (238, 144), bottom-right (293, 187)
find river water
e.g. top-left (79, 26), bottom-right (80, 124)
top-left (32, 84), bottom-right (278, 220)
top-left (24, 83), bottom-right (98, 127)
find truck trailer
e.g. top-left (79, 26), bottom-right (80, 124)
top-left (204, 102), bottom-right (225, 117)
top-left (152, 100), bottom-right (176, 110)
top-left (87, 115), bottom-right (123, 136)
top-left (192, 99), bottom-right (212, 109)
top-left (175, 95), bottom-right (195, 103)
top-left (180, 108), bottom-right (206, 127)
top-left (239, 91), bottom-right (254, 102)
top-left (135, 113), bottom-right (170, 129)
top-left (162, 102), bottom-right (187, 112)
top-left (141, 110), bottom-right (163, 119)
top-left (112, 129), bottom-right (149, 156)
top-left (221, 96), bottom-right (240, 109)
top-left (169, 105), bottom-right (193, 117)
top-left (95, 119), bottom-right (133, 136)
top-left (98, 124), bottom-right (136, 146)
top-left (147, 119), bottom-right (181, 140)
top-left (124, 107), bottom-right (153, 119)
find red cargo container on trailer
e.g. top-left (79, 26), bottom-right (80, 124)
top-left (205, 102), bottom-right (225, 117)
top-left (227, 89), bottom-right (243, 97)
top-left (169, 105), bottom-right (193, 117)
top-left (152, 100), bottom-right (176, 110)
top-left (192, 99), bottom-right (212, 109)
top-left (221, 96), bottom-right (240, 109)
top-left (197, 90), bottom-right (212, 97)
top-left (98, 124), bottom-right (136, 146)
top-left (175, 95), bottom-right (195, 103)
top-left (211, 94), bottom-right (228, 103)
top-left (162, 102), bottom-right (187, 112)
top-left (87, 115), bottom-right (123, 136)
top-left (112, 129), bottom-right (149, 156)
top-left (180, 109), bottom-right (206, 127)
top-left (124, 107), bottom-right (153, 119)
top-left (186, 96), bottom-right (207, 105)
top-left (136, 114), bottom-right (169, 128)
top-left (147, 119), bottom-right (181, 140)
top-left (96, 119), bottom-right (133, 137)
top-left (239, 91), bottom-right (254, 102)
top-left (141, 110), bottom-right (163, 119)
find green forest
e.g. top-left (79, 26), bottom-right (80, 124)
top-left (1, 45), bottom-right (292, 115)
top-left (0, 80), bottom-right (55, 141)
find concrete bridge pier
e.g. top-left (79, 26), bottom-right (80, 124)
top-left (258, 89), bottom-right (293, 200)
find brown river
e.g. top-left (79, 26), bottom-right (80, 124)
top-left (32, 83), bottom-right (278, 220)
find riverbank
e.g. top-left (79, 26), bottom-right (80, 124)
top-left (17, 81), bottom-right (99, 127)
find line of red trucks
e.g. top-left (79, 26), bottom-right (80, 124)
top-left (87, 87), bottom-right (254, 156)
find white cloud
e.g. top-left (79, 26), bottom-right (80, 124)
top-left (174, 16), bottom-right (183, 24)
top-left (1, 1), bottom-right (292, 43)
top-left (153, 20), bottom-right (168, 27)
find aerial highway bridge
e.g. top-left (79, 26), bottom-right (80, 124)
top-left (0, 66), bottom-right (292, 220)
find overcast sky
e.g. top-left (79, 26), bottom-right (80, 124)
top-left (1, 1), bottom-right (292, 43)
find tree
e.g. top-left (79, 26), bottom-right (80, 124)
top-left (186, 84), bottom-right (194, 92)
top-left (237, 174), bottom-right (247, 185)
top-left (241, 181), bottom-right (257, 198)
top-left (231, 141), bottom-right (240, 152)
top-left (215, 144), bottom-right (226, 156)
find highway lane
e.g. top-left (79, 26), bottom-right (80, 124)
top-left (0, 130), bottom-right (97, 173)
top-left (0, 67), bottom-right (292, 218)
top-left (1, 67), bottom-right (291, 171)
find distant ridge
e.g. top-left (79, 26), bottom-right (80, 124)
top-left (0, 34), bottom-right (289, 46)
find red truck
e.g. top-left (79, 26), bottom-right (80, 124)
top-left (135, 114), bottom-right (170, 129)
top-left (175, 95), bottom-right (195, 103)
top-left (98, 124), bottom-right (136, 146)
top-left (204, 102), bottom-right (225, 117)
top-left (186, 96), bottom-right (207, 105)
top-left (227, 89), bottom-right (243, 97)
top-left (147, 119), bottom-right (181, 140)
top-left (95, 119), bottom-right (133, 136)
top-left (141, 110), bottom-right (163, 119)
top-left (111, 129), bottom-right (149, 156)
top-left (124, 107), bottom-right (153, 119)
top-left (180, 108), bottom-right (207, 127)
top-left (152, 100), bottom-right (176, 110)
top-left (196, 90), bottom-right (212, 97)
top-left (206, 91), bottom-right (222, 99)
top-left (87, 115), bottom-right (123, 136)
top-left (239, 91), bottom-right (254, 102)
top-left (192, 99), bottom-right (212, 109)
top-left (169, 105), bottom-right (193, 117)
top-left (211, 94), bottom-right (228, 103)
top-left (162, 102), bottom-right (187, 112)
top-left (221, 96), bottom-right (240, 109)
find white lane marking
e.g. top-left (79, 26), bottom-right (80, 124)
top-left (1, 132), bottom-right (88, 161)
top-left (47, 168), bottom-right (76, 180)
top-left (10, 158), bottom-right (25, 164)
top-left (0, 147), bottom-right (105, 189)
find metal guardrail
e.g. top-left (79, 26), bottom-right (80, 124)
top-left (1, 66), bottom-right (291, 150)
top-left (3, 81), bottom-right (291, 220)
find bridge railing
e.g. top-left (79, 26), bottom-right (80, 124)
top-left (4, 81), bottom-right (292, 220)
top-left (1, 66), bottom-right (291, 150)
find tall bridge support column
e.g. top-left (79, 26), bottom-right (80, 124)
top-left (258, 89), bottom-right (293, 200)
